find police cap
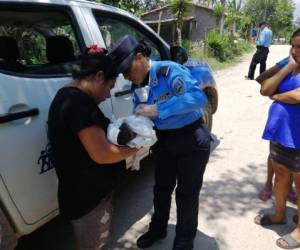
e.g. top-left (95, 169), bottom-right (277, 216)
top-left (109, 35), bottom-right (139, 74)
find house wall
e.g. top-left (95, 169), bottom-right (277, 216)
top-left (141, 6), bottom-right (218, 43)
top-left (141, 8), bottom-right (175, 22)
top-left (190, 7), bottom-right (217, 41)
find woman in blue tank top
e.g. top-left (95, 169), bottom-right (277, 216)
top-left (254, 29), bottom-right (300, 249)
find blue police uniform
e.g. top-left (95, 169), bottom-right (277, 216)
top-left (133, 60), bottom-right (208, 129)
top-left (256, 27), bottom-right (272, 47)
top-left (247, 25), bottom-right (273, 79)
top-left (134, 60), bottom-right (211, 249)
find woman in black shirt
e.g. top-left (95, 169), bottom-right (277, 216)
top-left (48, 45), bottom-right (138, 250)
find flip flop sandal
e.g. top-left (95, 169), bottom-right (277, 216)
top-left (254, 214), bottom-right (286, 226)
top-left (258, 188), bottom-right (272, 201)
top-left (276, 234), bottom-right (300, 249)
top-left (293, 215), bottom-right (298, 224)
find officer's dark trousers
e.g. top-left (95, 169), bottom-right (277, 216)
top-left (150, 120), bottom-right (210, 245)
top-left (247, 46), bottom-right (269, 79)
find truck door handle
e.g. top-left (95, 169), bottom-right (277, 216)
top-left (114, 89), bottom-right (133, 97)
top-left (0, 108), bottom-right (39, 124)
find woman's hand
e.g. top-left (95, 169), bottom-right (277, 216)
top-left (260, 53), bottom-right (297, 96)
top-left (134, 104), bottom-right (158, 117)
top-left (288, 50), bottom-right (300, 71)
top-left (288, 53), bottom-right (297, 67)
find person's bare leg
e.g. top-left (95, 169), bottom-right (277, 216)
top-left (255, 161), bottom-right (290, 224)
top-left (271, 162), bottom-right (291, 222)
top-left (258, 155), bottom-right (274, 201)
top-left (277, 172), bottom-right (300, 248)
top-left (265, 155), bottom-right (274, 190)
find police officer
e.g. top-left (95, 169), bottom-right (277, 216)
top-left (245, 21), bottom-right (273, 80)
top-left (110, 35), bottom-right (211, 250)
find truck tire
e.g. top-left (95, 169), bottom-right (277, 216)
top-left (0, 208), bottom-right (17, 250)
top-left (203, 103), bottom-right (213, 132)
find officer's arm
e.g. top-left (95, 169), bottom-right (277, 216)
top-left (156, 74), bottom-right (207, 119)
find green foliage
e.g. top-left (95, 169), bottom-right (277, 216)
top-left (226, 0), bottom-right (242, 24)
top-left (206, 30), bottom-right (226, 61)
top-left (206, 30), bottom-right (252, 62)
top-left (182, 39), bottom-right (193, 56)
top-left (243, 0), bottom-right (295, 37)
top-left (272, 0), bottom-right (294, 35)
top-left (213, 3), bottom-right (224, 19)
top-left (284, 26), bottom-right (298, 42)
top-left (169, 0), bottom-right (192, 45)
top-left (184, 37), bottom-right (253, 71)
top-left (169, 0), bottom-right (192, 18)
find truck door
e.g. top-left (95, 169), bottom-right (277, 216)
top-left (0, 5), bottom-right (95, 229)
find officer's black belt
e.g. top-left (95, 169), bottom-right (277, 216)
top-left (256, 45), bottom-right (269, 50)
top-left (156, 117), bottom-right (204, 136)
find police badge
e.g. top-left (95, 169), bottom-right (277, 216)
top-left (172, 77), bottom-right (186, 95)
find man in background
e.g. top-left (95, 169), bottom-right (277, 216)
top-left (245, 21), bottom-right (273, 80)
top-left (251, 24), bottom-right (258, 43)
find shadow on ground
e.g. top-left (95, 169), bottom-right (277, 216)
top-left (105, 224), bottom-right (219, 250)
top-left (15, 216), bottom-right (75, 250)
top-left (17, 136), bottom-right (282, 250)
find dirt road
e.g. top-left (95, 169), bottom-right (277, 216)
top-left (17, 45), bottom-right (292, 250)
top-left (105, 45), bottom-right (294, 250)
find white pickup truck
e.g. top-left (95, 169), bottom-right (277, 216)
top-left (0, 0), bottom-right (218, 247)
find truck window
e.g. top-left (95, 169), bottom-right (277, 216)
top-left (0, 8), bottom-right (81, 76)
top-left (93, 12), bottom-right (161, 61)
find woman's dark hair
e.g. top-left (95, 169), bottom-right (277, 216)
top-left (290, 28), bottom-right (300, 43)
top-left (135, 40), bottom-right (152, 57)
top-left (72, 45), bottom-right (118, 81)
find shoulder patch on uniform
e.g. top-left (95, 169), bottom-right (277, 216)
top-left (156, 66), bottom-right (170, 77)
top-left (172, 77), bottom-right (186, 95)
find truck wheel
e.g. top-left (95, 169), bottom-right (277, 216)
top-left (203, 103), bottom-right (213, 132)
top-left (0, 208), bottom-right (17, 250)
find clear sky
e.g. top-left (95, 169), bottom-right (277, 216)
top-left (295, 0), bottom-right (300, 20)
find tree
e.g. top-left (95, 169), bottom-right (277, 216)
top-left (243, 0), bottom-right (294, 37)
top-left (226, 0), bottom-right (242, 34)
top-left (169, 0), bottom-right (193, 45)
top-left (219, 0), bottom-right (226, 35)
top-left (213, 2), bottom-right (223, 30)
top-left (239, 14), bottom-right (252, 40)
top-left (272, 0), bottom-right (295, 35)
top-left (243, 0), bottom-right (276, 25)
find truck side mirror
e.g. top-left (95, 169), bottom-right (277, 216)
top-left (170, 46), bottom-right (188, 64)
